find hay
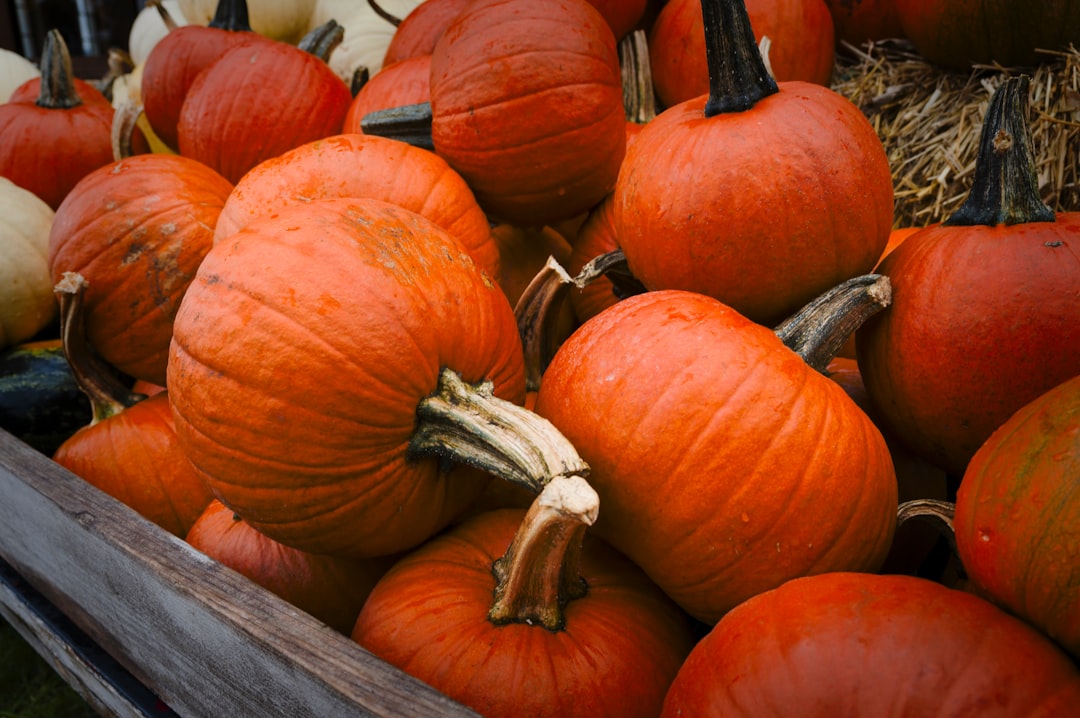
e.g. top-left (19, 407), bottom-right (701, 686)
top-left (830, 40), bottom-right (1080, 228)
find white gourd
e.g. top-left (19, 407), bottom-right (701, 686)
top-left (307, 0), bottom-right (423, 83)
top-left (0, 48), bottom-right (40, 103)
top-left (0, 177), bottom-right (56, 349)
top-left (177, 0), bottom-right (318, 45)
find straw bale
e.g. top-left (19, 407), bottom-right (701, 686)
top-left (831, 40), bottom-right (1080, 228)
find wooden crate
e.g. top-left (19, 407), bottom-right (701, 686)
top-left (0, 427), bottom-right (480, 717)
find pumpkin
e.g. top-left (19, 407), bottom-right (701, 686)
top-left (648, 0), bottom-right (836, 108)
top-left (0, 47), bottom-right (39, 102)
top-left (0, 177), bottom-right (56, 350)
top-left (894, 0), bottom-right (1080, 70)
top-left (953, 373), bottom-right (1080, 659)
top-left (178, 0), bottom-right (318, 44)
top-left (0, 30), bottom-right (147, 210)
top-left (168, 197), bottom-right (588, 558)
top-left (533, 286), bottom-right (897, 623)
top-left (661, 572), bottom-right (1080, 716)
top-left (342, 53), bottom-right (431, 133)
top-left (141, 0), bottom-right (271, 152)
top-left (176, 22), bottom-right (353, 184)
top-left (305, 0), bottom-right (424, 82)
top-left (47, 154), bottom-right (233, 387)
top-left (856, 76), bottom-right (1080, 476)
top-left (211, 133), bottom-right (499, 278)
top-left (428, 0), bottom-right (626, 226)
top-left (615, 0), bottom-right (892, 327)
top-left (381, 0), bottom-right (471, 67)
top-left (588, 0), bottom-right (651, 41)
top-left (186, 500), bottom-right (390, 634)
top-left (354, 476), bottom-right (696, 718)
top-left (823, 0), bottom-right (904, 46)
top-left (51, 274), bottom-right (214, 538)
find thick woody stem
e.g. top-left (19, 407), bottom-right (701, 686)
top-left (488, 475), bottom-right (598, 631)
top-left (409, 368), bottom-right (590, 494)
top-left (773, 274), bottom-right (892, 374)
top-left (54, 273), bottom-right (146, 426)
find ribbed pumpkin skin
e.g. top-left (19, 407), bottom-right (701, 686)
top-left (953, 374), bottom-right (1080, 659)
top-left (894, 0), bottom-right (1080, 70)
top-left (648, 0), bottom-right (836, 108)
top-left (168, 198), bottom-right (526, 558)
top-left (47, 155), bottom-right (233, 387)
top-left (53, 392), bottom-right (215, 538)
top-left (354, 508), bottom-right (696, 718)
top-left (211, 133), bottom-right (499, 278)
top-left (382, 0), bottom-right (471, 66)
top-left (177, 41), bottom-right (352, 184)
top-left (533, 290), bottom-right (897, 623)
top-left (429, 0), bottom-right (626, 226)
top-left (186, 500), bottom-right (388, 634)
top-left (141, 25), bottom-right (269, 150)
top-left (614, 84), bottom-right (893, 327)
top-left (856, 217), bottom-right (1080, 476)
top-left (661, 572), bottom-right (1080, 717)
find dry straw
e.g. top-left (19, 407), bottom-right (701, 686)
top-left (830, 40), bottom-right (1080, 228)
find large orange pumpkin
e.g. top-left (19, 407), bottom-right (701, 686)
top-left (428, 0), bottom-right (626, 226)
top-left (856, 76), bottom-right (1080, 476)
top-left (533, 289), bottom-right (897, 623)
top-left (211, 133), bottom-right (500, 278)
top-left (616, 0), bottom-right (892, 327)
top-left (354, 477), bottom-right (696, 718)
top-left (168, 198), bottom-right (533, 558)
top-left (661, 572), bottom-right (1080, 716)
top-left (47, 154), bottom-right (233, 387)
top-left (953, 373), bottom-right (1080, 660)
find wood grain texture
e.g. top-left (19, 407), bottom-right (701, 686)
top-left (0, 428), bottom-right (478, 718)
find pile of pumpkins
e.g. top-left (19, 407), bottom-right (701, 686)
top-left (1, 0), bottom-right (1079, 715)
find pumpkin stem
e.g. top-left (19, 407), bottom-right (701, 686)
top-left (298, 20), bottom-right (345, 62)
top-left (701, 0), bottom-right (779, 117)
top-left (773, 274), bottom-right (892, 374)
top-left (620, 29), bottom-right (657, 125)
top-left (148, 0), bottom-right (181, 32)
top-left (361, 102), bottom-right (435, 150)
top-left (515, 257), bottom-right (576, 392)
top-left (574, 248), bottom-right (647, 300)
top-left (111, 98), bottom-right (144, 161)
top-left (366, 0), bottom-right (403, 27)
top-left (36, 29), bottom-right (83, 109)
top-left (489, 475), bottom-right (598, 631)
top-left (944, 76), bottom-right (1054, 227)
top-left (896, 498), bottom-right (958, 560)
top-left (208, 0), bottom-right (255, 32)
top-left (99, 47), bottom-right (135, 103)
top-left (54, 273), bottom-right (147, 426)
top-left (409, 368), bottom-right (590, 494)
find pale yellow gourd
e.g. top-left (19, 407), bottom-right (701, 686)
top-left (306, 0), bottom-right (423, 83)
top-left (177, 0), bottom-right (318, 44)
top-left (0, 178), bottom-right (56, 349)
top-left (128, 0), bottom-right (190, 66)
top-left (0, 48), bottom-right (39, 103)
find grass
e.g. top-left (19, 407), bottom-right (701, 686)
top-left (0, 618), bottom-right (97, 718)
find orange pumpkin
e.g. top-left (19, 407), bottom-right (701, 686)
top-left (534, 289), bottom-right (897, 623)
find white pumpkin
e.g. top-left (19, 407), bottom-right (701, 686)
top-left (0, 178), bottom-right (56, 349)
top-left (1, 48), bottom-right (40, 103)
top-left (128, 0), bottom-right (191, 66)
top-left (177, 0), bottom-right (318, 44)
top-left (307, 0), bottom-right (423, 83)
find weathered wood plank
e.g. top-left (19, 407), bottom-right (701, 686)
top-left (0, 559), bottom-right (175, 717)
top-left (0, 428), bottom-right (479, 718)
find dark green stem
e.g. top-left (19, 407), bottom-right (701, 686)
top-left (298, 20), bottom-right (345, 62)
top-left (361, 102), bottom-right (435, 150)
top-left (37, 29), bottom-right (82, 109)
top-left (944, 75), bottom-right (1054, 227)
top-left (209, 0), bottom-right (255, 31)
top-left (702, 0), bottom-right (778, 117)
